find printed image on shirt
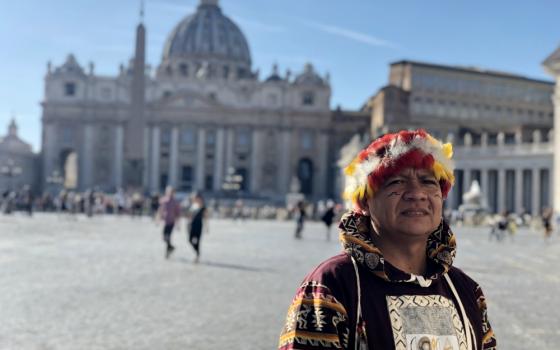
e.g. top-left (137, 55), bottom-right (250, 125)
top-left (387, 295), bottom-right (467, 350)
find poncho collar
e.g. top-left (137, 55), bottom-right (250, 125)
top-left (338, 211), bottom-right (456, 283)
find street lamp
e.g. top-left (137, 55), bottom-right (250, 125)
top-left (222, 166), bottom-right (243, 192)
top-left (0, 158), bottom-right (23, 191)
top-left (46, 170), bottom-right (64, 190)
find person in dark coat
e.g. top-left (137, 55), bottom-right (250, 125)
top-left (294, 200), bottom-right (306, 239)
top-left (188, 193), bottom-right (208, 263)
top-left (321, 200), bottom-right (336, 241)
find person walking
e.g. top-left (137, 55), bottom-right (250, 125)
top-left (321, 200), bottom-right (336, 241)
top-left (187, 193), bottom-right (207, 263)
top-left (278, 129), bottom-right (496, 350)
top-left (542, 207), bottom-right (553, 240)
top-left (294, 200), bottom-right (306, 239)
top-left (158, 186), bottom-right (181, 259)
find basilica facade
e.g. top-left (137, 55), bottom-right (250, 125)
top-left (41, 0), bottom-right (368, 202)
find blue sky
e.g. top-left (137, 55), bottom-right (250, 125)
top-left (1, 0), bottom-right (559, 151)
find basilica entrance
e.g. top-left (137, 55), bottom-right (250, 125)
top-left (59, 149), bottom-right (78, 189)
top-left (297, 158), bottom-right (314, 196)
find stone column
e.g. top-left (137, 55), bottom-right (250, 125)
top-left (315, 132), bottom-right (329, 198)
top-left (195, 127), bottom-right (206, 191)
top-left (150, 126), bottom-right (160, 192)
top-left (225, 128), bottom-right (235, 171)
top-left (44, 123), bottom-right (58, 190)
top-left (555, 98), bottom-right (560, 214)
top-left (169, 126), bottom-right (179, 188)
top-left (480, 168), bottom-right (489, 208)
top-left (544, 46), bottom-right (560, 214)
top-left (532, 167), bottom-right (540, 216)
top-left (142, 126), bottom-right (150, 190)
top-left (114, 124), bottom-right (124, 190)
top-left (278, 130), bottom-right (292, 193)
top-left (498, 168), bottom-right (506, 214)
top-left (515, 168), bottom-right (523, 213)
top-left (82, 124), bottom-right (95, 189)
top-left (463, 168), bottom-right (471, 195)
top-left (250, 129), bottom-right (263, 193)
top-left (213, 128), bottom-right (225, 191)
top-left (481, 132), bottom-right (488, 148)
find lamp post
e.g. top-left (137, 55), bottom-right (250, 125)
top-left (222, 166), bottom-right (243, 192)
top-left (0, 158), bottom-right (23, 191)
top-left (46, 170), bottom-right (64, 192)
top-left (1, 158), bottom-right (22, 214)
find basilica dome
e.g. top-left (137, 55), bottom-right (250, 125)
top-left (161, 0), bottom-right (251, 67)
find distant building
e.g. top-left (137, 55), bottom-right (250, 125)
top-left (0, 119), bottom-right (38, 193)
top-left (41, 0), bottom-right (368, 202)
top-left (364, 60), bottom-right (554, 214)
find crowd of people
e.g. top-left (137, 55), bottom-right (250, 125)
top-left (0, 186), bottom-right (345, 222)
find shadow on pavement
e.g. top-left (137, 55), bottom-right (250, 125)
top-left (173, 257), bottom-right (274, 272)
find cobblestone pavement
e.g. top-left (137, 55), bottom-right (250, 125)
top-left (0, 213), bottom-right (559, 350)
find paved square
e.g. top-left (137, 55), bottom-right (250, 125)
top-left (0, 214), bottom-right (559, 349)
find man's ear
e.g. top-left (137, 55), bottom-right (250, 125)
top-left (359, 197), bottom-right (370, 216)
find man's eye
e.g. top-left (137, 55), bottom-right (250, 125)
top-left (387, 179), bottom-right (403, 186)
top-left (423, 179), bottom-right (438, 186)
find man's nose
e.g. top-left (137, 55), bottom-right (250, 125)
top-left (403, 181), bottom-right (428, 201)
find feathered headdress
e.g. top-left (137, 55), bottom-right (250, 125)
top-left (343, 129), bottom-right (455, 210)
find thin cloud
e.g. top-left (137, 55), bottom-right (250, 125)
top-left (232, 15), bottom-right (287, 33)
top-left (301, 19), bottom-right (399, 49)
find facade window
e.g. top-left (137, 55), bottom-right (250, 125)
top-left (237, 67), bottom-right (246, 78)
top-left (236, 129), bottom-right (250, 148)
top-left (504, 133), bottom-right (516, 144)
top-left (471, 133), bottom-right (481, 145)
top-left (163, 91), bottom-right (172, 99)
top-left (160, 174), bottom-right (169, 191)
top-left (180, 166), bottom-right (193, 191)
top-left (223, 65), bottom-right (229, 78)
top-left (206, 130), bottom-right (216, 146)
top-left (161, 129), bottom-right (171, 145)
top-left (237, 168), bottom-right (248, 191)
top-left (301, 131), bottom-right (313, 150)
top-left (205, 175), bottom-right (213, 190)
top-left (487, 133), bottom-right (498, 145)
top-left (64, 82), bottom-right (76, 96)
top-left (180, 128), bottom-right (196, 147)
top-left (302, 91), bottom-right (314, 106)
top-left (179, 63), bottom-right (188, 76)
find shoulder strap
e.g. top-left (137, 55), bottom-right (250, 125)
top-left (444, 273), bottom-right (477, 350)
top-left (350, 256), bottom-right (368, 350)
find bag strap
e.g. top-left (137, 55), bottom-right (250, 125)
top-left (444, 273), bottom-right (477, 350)
top-left (350, 256), bottom-right (365, 350)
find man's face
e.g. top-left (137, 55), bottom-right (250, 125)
top-left (366, 167), bottom-right (443, 239)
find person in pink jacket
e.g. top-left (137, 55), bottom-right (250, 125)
top-left (158, 186), bottom-right (182, 259)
